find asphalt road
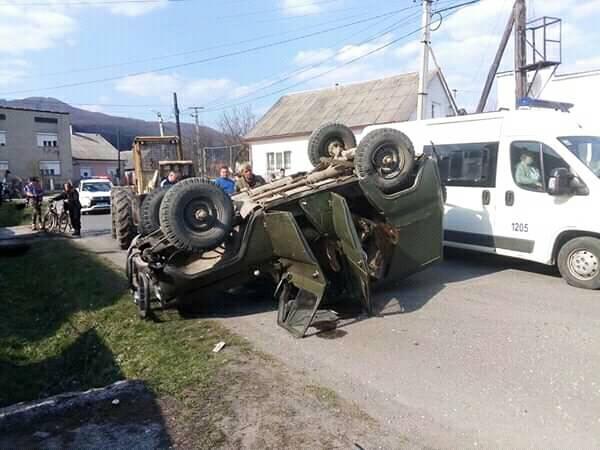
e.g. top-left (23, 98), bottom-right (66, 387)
top-left (80, 213), bottom-right (600, 449)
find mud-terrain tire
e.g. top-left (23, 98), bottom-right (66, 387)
top-left (307, 122), bottom-right (356, 167)
top-left (140, 188), bottom-right (168, 235)
top-left (159, 177), bottom-right (234, 253)
top-left (355, 128), bottom-right (415, 194)
top-left (557, 237), bottom-right (600, 290)
top-left (112, 187), bottom-right (135, 250)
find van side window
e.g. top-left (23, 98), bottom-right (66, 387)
top-left (510, 141), bottom-right (570, 192)
top-left (424, 142), bottom-right (498, 187)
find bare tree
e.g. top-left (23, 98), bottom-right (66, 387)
top-left (218, 106), bottom-right (257, 146)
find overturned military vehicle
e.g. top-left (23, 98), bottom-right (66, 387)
top-left (127, 123), bottom-right (444, 337)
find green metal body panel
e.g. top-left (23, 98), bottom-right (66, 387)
top-left (265, 211), bottom-right (326, 337)
top-left (359, 158), bottom-right (444, 279)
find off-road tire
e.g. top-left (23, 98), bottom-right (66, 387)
top-left (140, 188), bottom-right (168, 235)
top-left (112, 187), bottom-right (135, 250)
top-left (557, 236), bottom-right (600, 290)
top-left (355, 128), bottom-right (415, 194)
top-left (307, 122), bottom-right (356, 167)
top-left (159, 177), bottom-right (234, 253)
top-left (111, 204), bottom-right (117, 238)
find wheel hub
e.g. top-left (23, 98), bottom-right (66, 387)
top-left (568, 249), bottom-right (599, 281)
top-left (372, 144), bottom-right (404, 179)
top-left (327, 139), bottom-right (343, 157)
top-left (194, 208), bottom-right (209, 221)
top-left (184, 199), bottom-right (216, 232)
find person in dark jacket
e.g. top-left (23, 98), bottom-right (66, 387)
top-left (53, 182), bottom-right (81, 236)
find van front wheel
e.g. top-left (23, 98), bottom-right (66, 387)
top-left (557, 237), bottom-right (600, 290)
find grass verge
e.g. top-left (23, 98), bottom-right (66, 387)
top-left (0, 239), bottom-right (242, 407)
top-left (0, 202), bottom-right (32, 227)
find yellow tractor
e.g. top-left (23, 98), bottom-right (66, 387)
top-left (111, 136), bottom-right (195, 249)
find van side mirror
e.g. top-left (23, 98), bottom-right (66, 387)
top-left (547, 168), bottom-right (572, 196)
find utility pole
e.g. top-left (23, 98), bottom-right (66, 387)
top-left (188, 106), bottom-right (205, 175)
top-left (153, 111), bottom-right (165, 136)
top-left (417, 0), bottom-right (433, 121)
top-left (173, 92), bottom-right (183, 160)
top-left (116, 127), bottom-right (121, 185)
top-left (476, 5), bottom-right (516, 113)
top-left (514, 0), bottom-right (528, 103)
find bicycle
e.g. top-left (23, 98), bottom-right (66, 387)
top-left (43, 201), bottom-right (72, 233)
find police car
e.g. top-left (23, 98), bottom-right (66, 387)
top-left (78, 177), bottom-right (112, 213)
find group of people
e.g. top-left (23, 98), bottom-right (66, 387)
top-left (21, 177), bottom-right (82, 236)
top-left (214, 163), bottom-right (266, 195)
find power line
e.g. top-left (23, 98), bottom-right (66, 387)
top-left (22, 9), bottom-right (379, 79)
top-left (0, 9), bottom-right (417, 96)
top-left (205, 5), bottom-right (477, 113)
top-left (0, 0), bottom-right (191, 5)
top-left (205, 10), bottom-right (423, 110)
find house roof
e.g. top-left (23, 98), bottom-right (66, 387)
top-left (71, 132), bottom-right (119, 161)
top-left (0, 105), bottom-right (69, 115)
top-left (246, 72), bottom-right (437, 141)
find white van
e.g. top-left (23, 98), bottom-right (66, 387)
top-left (360, 109), bottom-right (600, 289)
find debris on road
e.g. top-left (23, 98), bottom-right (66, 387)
top-left (213, 341), bottom-right (226, 353)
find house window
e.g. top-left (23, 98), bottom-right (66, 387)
top-left (0, 161), bottom-right (8, 171)
top-left (0, 114), bottom-right (5, 120)
top-left (35, 116), bottom-right (58, 124)
top-left (0, 131), bottom-right (5, 146)
top-left (37, 133), bottom-right (58, 148)
top-left (266, 150), bottom-right (292, 175)
top-left (40, 161), bottom-right (61, 176)
top-left (425, 142), bottom-right (499, 188)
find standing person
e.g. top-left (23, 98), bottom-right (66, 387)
top-left (160, 171), bottom-right (180, 188)
top-left (235, 164), bottom-right (266, 192)
top-left (214, 166), bottom-right (235, 195)
top-left (24, 177), bottom-right (44, 230)
top-left (1, 169), bottom-right (11, 201)
top-left (53, 182), bottom-right (81, 237)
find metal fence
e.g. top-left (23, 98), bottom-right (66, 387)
top-left (198, 144), bottom-right (246, 178)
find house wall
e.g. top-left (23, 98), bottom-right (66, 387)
top-left (497, 70), bottom-right (600, 131)
top-left (0, 107), bottom-right (73, 190)
top-left (249, 76), bottom-right (453, 178)
top-left (72, 159), bottom-right (119, 182)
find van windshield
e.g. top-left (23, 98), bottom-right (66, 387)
top-left (558, 136), bottom-right (600, 178)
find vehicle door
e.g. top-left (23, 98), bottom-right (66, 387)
top-left (493, 138), bottom-right (586, 264)
top-left (427, 142), bottom-right (500, 252)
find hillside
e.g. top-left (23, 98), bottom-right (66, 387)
top-left (0, 97), bottom-right (224, 154)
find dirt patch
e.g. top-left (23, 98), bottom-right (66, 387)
top-left (161, 347), bottom-right (407, 449)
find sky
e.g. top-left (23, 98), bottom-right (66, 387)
top-left (1, 0), bottom-right (599, 128)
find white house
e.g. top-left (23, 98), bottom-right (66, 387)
top-left (497, 68), bottom-right (600, 130)
top-left (245, 71), bottom-right (456, 178)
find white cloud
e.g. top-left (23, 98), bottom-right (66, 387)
top-left (335, 34), bottom-right (393, 63)
top-left (293, 48), bottom-right (335, 65)
top-left (281, 0), bottom-right (323, 16)
top-left (0, 59), bottom-right (29, 87)
top-left (105, 0), bottom-right (168, 17)
top-left (0, 5), bottom-right (76, 54)
top-left (116, 73), bottom-right (239, 105)
top-left (116, 73), bottom-right (181, 97)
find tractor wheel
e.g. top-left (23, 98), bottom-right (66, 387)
top-left (159, 177), bottom-right (234, 253)
top-left (307, 122), bottom-right (356, 167)
top-left (112, 187), bottom-right (135, 250)
top-left (140, 188), bottom-right (168, 235)
top-left (355, 128), bottom-right (415, 194)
